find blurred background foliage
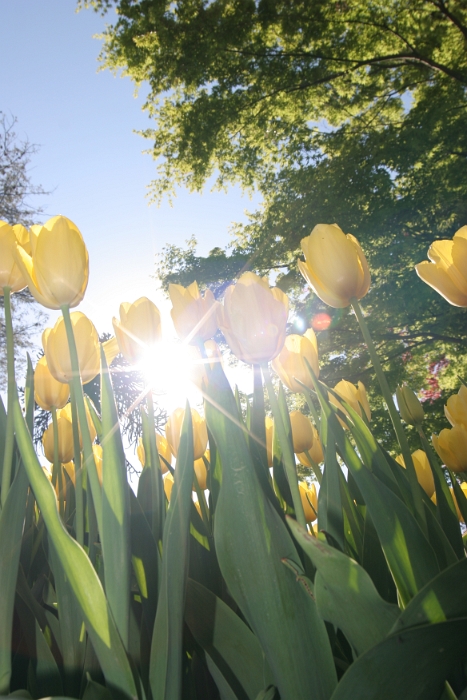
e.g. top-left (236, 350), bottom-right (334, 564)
top-left (81, 0), bottom-right (467, 451)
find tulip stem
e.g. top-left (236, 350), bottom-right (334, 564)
top-left (351, 298), bottom-right (427, 533)
top-left (304, 449), bottom-right (322, 485)
top-left (1, 287), bottom-right (16, 507)
top-left (51, 407), bottom-right (64, 520)
top-left (61, 306), bottom-right (103, 537)
top-left (262, 364), bottom-right (306, 529)
top-left (69, 383), bottom-right (84, 545)
top-left (146, 389), bottom-right (165, 542)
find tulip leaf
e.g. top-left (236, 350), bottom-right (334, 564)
top-left (205, 362), bottom-right (337, 700)
top-left (287, 518), bottom-right (399, 656)
top-left (14, 595), bottom-right (63, 698)
top-left (0, 459), bottom-right (29, 695)
top-left (361, 508), bottom-right (397, 604)
top-left (318, 412), bottom-right (345, 551)
top-left (100, 348), bottom-right (131, 650)
top-left (329, 619), bottom-right (467, 700)
top-left (129, 487), bottom-right (160, 633)
top-left (391, 556), bottom-right (467, 632)
top-left (185, 578), bottom-right (274, 700)
top-left (311, 377), bottom-right (439, 605)
top-left (12, 391), bottom-right (138, 700)
top-left (450, 472), bottom-right (467, 527)
top-left (149, 402), bottom-right (194, 700)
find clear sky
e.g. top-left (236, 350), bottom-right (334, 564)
top-left (0, 0), bottom-right (260, 337)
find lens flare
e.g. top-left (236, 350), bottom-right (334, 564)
top-left (311, 313), bottom-right (331, 331)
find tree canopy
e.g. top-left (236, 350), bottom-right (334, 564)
top-left (83, 0), bottom-right (467, 449)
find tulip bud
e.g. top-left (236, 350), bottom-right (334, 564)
top-left (13, 215), bottom-right (89, 309)
top-left (396, 384), bottom-right (424, 427)
top-left (169, 281), bottom-right (219, 343)
top-left (395, 450), bottom-right (435, 497)
top-left (164, 473), bottom-right (174, 502)
top-left (265, 416), bottom-right (274, 467)
top-left (112, 297), bottom-right (162, 365)
top-left (43, 312), bottom-right (100, 384)
top-left (415, 226), bottom-right (467, 307)
top-left (433, 425), bottom-right (467, 472)
top-left (298, 224), bottom-right (370, 308)
top-left (34, 356), bottom-right (70, 410)
top-left (0, 221), bottom-right (28, 293)
top-left (136, 434), bottom-right (171, 473)
top-left (329, 379), bottom-right (371, 428)
top-left (165, 407), bottom-right (208, 460)
top-left (218, 272), bottom-right (288, 364)
top-left (445, 384), bottom-right (467, 430)
top-left (193, 451), bottom-right (209, 491)
top-left (451, 484), bottom-right (467, 523)
top-left (299, 482), bottom-right (318, 523)
top-left (297, 425), bottom-right (324, 465)
top-left (187, 340), bottom-right (223, 390)
top-left (272, 330), bottom-right (319, 392)
top-left (42, 407), bottom-right (74, 463)
top-left (92, 444), bottom-right (103, 485)
top-left (289, 411), bottom-right (315, 454)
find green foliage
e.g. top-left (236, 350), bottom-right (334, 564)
top-left (3, 300), bottom-right (467, 699)
top-left (80, 0), bottom-right (467, 451)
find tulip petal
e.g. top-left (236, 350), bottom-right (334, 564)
top-left (415, 261), bottom-right (467, 306)
top-left (34, 218), bottom-right (89, 308)
top-left (298, 259), bottom-right (349, 309)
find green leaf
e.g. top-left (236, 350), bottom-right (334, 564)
top-left (100, 348), bottom-right (131, 650)
top-left (129, 487), bottom-right (160, 634)
top-left (330, 619), bottom-right (467, 700)
top-left (392, 557), bottom-right (467, 632)
top-left (185, 579), bottom-right (274, 700)
top-left (318, 413), bottom-right (345, 550)
top-left (287, 518), bottom-right (399, 656)
top-left (312, 378), bottom-right (439, 605)
top-left (205, 363), bottom-right (337, 700)
top-left (12, 392), bottom-right (138, 700)
top-left (0, 461), bottom-right (29, 694)
top-left (149, 402), bottom-right (194, 700)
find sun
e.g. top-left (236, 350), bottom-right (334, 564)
top-left (136, 339), bottom-right (206, 411)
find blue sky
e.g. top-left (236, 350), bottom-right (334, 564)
top-left (0, 0), bottom-right (260, 334)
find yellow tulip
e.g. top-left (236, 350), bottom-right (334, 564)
top-left (265, 415), bottom-right (274, 467)
top-left (34, 356), bottom-right (70, 410)
top-left (451, 484), bottom-right (467, 522)
top-left (42, 406), bottom-right (74, 463)
top-left (396, 384), bottom-right (424, 427)
top-left (165, 407), bottom-right (208, 460)
top-left (136, 434), bottom-right (171, 473)
top-left (0, 221), bottom-right (28, 292)
top-left (62, 461), bottom-right (75, 485)
top-left (112, 297), bottom-right (162, 365)
top-left (13, 215), bottom-right (89, 309)
top-left (330, 379), bottom-right (371, 428)
top-left (93, 444), bottom-right (103, 485)
top-left (299, 481), bottom-right (318, 523)
top-left (433, 425), bottom-right (467, 472)
top-left (298, 224), bottom-right (370, 308)
top-left (445, 385), bottom-right (467, 430)
top-left (272, 330), bottom-right (319, 392)
top-left (43, 312), bottom-right (100, 384)
top-left (395, 450), bottom-right (435, 498)
top-left (218, 272), bottom-right (288, 364)
top-left (164, 473), bottom-right (174, 502)
top-left (193, 450), bottom-right (209, 491)
top-left (289, 411), bottom-right (315, 454)
top-left (297, 425), bottom-right (324, 465)
top-left (169, 281), bottom-right (219, 343)
top-left (187, 340), bottom-right (223, 390)
top-left (415, 226), bottom-right (467, 307)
